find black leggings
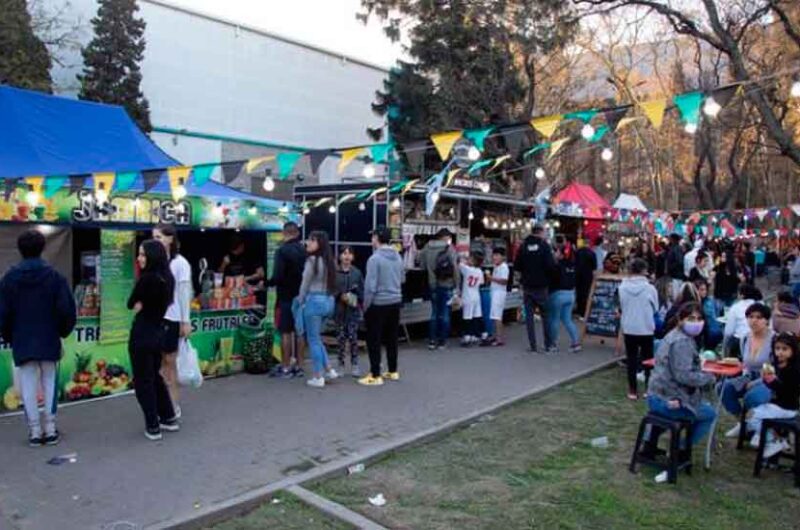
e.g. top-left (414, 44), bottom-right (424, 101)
top-left (624, 334), bottom-right (654, 393)
top-left (129, 320), bottom-right (175, 430)
top-left (365, 303), bottom-right (400, 378)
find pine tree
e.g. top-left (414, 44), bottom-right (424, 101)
top-left (0, 0), bottom-right (53, 93)
top-left (78, 0), bottom-right (151, 132)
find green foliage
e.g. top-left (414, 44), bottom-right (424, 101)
top-left (0, 0), bottom-right (53, 93)
top-left (78, 0), bottom-right (151, 132)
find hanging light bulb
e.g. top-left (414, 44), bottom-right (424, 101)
top-left (358, 202), bottom-right (366, 211)
top-left (26, 190), bottom-right (40, 206)
top-left (581, 123), bottom-right (595, 140)
top-left (468, 211), bottom-right (475, 220)
top-left (248, 205), bottom-right (257, 215)
top-left (535, 167), bottom-right (546, 180)
top-left (605, 182), bottom-right (613, 189)
top-left (391, 197), bottom-right (401, 209)
top-left (431, 190), bottom-right (440, 204)
top-left (278, 203), bottom-right (290, 214)
top-left (363, 164), bottom-right (376, 178)
top-left (95, 188), bottom-right (109, 205)
top-left (467, 145), bottom-right (481, 161)
top-left (174, 184), bottom-right (187, 200)
top-left (328, 204), bottom-right (336, 214)
top-left (492, 220), bottom-right (499, 229)
top-left (601, 147), bottom-right (614, 161)
top-left (792, 80), bottom-right (800, 98)
top-left (703, 96), bottom-right (721, 117)
top-left (684, 122), bottom-right (698, 134)
top-left (502, 222), bottom-right (509, 230)
top-left (482, 215), bottom-right (489, 225)
top-left (262, 176), bottom-right (275, 192)
top-left (302, 206), bottom-right (310, 215)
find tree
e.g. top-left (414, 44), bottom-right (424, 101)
top-left (0, 0), bottom-right (53, 93)
top-left (78, 0), bottom-right (151, 132)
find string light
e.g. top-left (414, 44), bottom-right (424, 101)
top-left (492, 220), bottom-right (499, 229)
top-left (703, 96), bottom-right (721, 117)
top-left (468, 211), bottom-right (475, 220)
top-left (791, 80), bottom-right (800, 98)
top-left (173, 182), bottom-right (187, 200)
top-left (363, 164), bottom-right (376, 178)
top-left (95, 188), bottom-right (108, 205)
top-left (358, 202), bottom-right (366, 211)
top-left (467, 146), bottom-right (481, 161)
top-left (26, 190), bottom-right (40, 206)
top-left (502, 222), bottom-right (509, 229)
top-left (328, 204), bottom-right (336, 214)
top-left (391, 197), bottom-right (401, 209)
top-left (431, 190), bottom-right (440, 204)
top-left (302, 206), bottom-right (310, 215)
top-left (581, 123), bottom-right (595, 140)
top-left (482, 216), bottom-right (489, 225)
top-left (535, 167), bottom-right (546, 180)
top-left (684, 122), bottom-right (698, 134)
top-left (601, 147), bottom-right (614, 161)
top-left (262, 176), bottom-right (275, 192)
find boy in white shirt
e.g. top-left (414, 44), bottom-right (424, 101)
top-left (459, 252), bottom-right (484, 346)
top-left (488, 248), bottom-right (509, 346)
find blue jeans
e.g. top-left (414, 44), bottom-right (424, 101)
top-left (480, 288), bottom-right (494, 337)
top-left (648, 395), bottom-right (717, 446)
top-left (721, 379), bottom-right (772, 416)
top-left (302, 293), bottom-right (335, 374)
top-left (429, 286), bottom-right (452, 344)
top-left (547, 290), bottom-right (579, 347)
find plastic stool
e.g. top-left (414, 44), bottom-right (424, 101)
top-left (630, 412), bottom-right (694, 484)
top-left (753, 417), bottom-right (799, 488)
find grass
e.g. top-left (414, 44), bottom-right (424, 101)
top-left (206, 490), bottom-right (353, 530)
top-left (309, 367), bottom-right (800, 530)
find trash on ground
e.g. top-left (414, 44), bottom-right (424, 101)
top-left (72, 495), bottom-right (80, 501)
top-left (347, 463), bottom-right (365, 475)
top-left (655, 471), bottom-right (669, 483)
top-left (590, 436), bottom-right (609, 448)
top-left (368, 493), bottom-right (386, 507)
top-left (271, 498), bottom-right (282, 505)
top-left (193, 502), bottom-right (201, 509)
top-left (47, 453), bottom-right (78, 465)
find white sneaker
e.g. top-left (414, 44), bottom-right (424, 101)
top-left (763, 439), bottom-right (790, 459)
top-left (725, 423), bottom-right (741, 439)
top-left (325, 369), bottom-right (340, 380)
top-left (306, 377), bottom-right (325, 388)
top-left (173, 404), bottom-right (182, 420)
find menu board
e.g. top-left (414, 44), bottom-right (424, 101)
top-left (100, 230), bottom-right (136, 344)
top-left (584, 275), bottom-right (622, 338)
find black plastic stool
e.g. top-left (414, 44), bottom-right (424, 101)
top-left (753, 417), bottom-right (799, 488)
top-left (630, 412), bottom-right (694, 484)
top-left (736, 407), bottom-right (749, 450)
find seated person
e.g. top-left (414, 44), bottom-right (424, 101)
top-left (772, 291), bottom-right (800, 336)
top-left (693, 278), bottom-right (722, 350)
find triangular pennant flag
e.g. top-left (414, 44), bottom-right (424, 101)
top-left (338, 147), bottom-right (365, 174)
top-left (489, 154), bottom-right (511, 172)
top-left (245, 156), bottom-right (275, 173)
top-left (640, 99), bottom-right (668, 129)
top-left (355, 190), bottom-right (372, 201)
top-left (430, 130), bottom-right (463, 160)
top-left (336, 193), bottom-right (356, 206)
top-left (314, 197), bottom-right (332, 207)
top-left (548, 138), bottom-right (569, 159)
top-left (673, 92), bottom-right (703, 124)
top-left (445, 169), bottom-right (460, 187)
top-left (3, 178), bottom-right (18, 200)
top-left (401, 178), bottom-right (419, 194)
top-left (564, 109), bottom-right (598, 123)
top-left (499, 126), bottom-right (527, 158)
top-left (167, 166), bottom-right (191, 200)
top-left (734, 85), bottom-right (745, 98)
top-left (277, 152), bottom-right (304, 179)
top-left (616, 116), bottom-right (643, 131)
top-left (463, 127), bottom-right (494, 151)
top-left (603, 107), bottom-right (629, 132)
top-left (44, 175), bottom-right (68, 198)
top-left (588, 125), bottom-right (609, 143)
top-left (523, 143), bottom-right (550, 159)
top-left (141, 169), bottom-right (164, 192)
top-left (308, 150), bottom-right (330, 176)
top-left (93, 172), bottom-right (115, 197)
top-left (221, 161), bottom-right (244, 184)
top-left (468, 159), bottom-right (493, 176)
top-left (369, 143), bottom-right (394, 164)
top-left (114, 171), bottom-right (138, 193)
top-left (192, 163), bottom-right (217, 187)
top-left (69, 175), bottom-right (88, 196)
top-left (389, 180), bottom-right (409, 193)
top-left (530, 115), bottom-right (562, 139)
top-left (369, 186), bottom-right (388, 199)
top-left (401, 140), bottom-right (428, 174)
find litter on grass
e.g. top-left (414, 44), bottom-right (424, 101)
top-left (368, 493), bottom-right (386, 507)
top-left (655, 471), bottom-right (669, 483)
top-left (347, 463), bottom-right (365, 475)
top-left (590, 436), bottom-right (609, 448)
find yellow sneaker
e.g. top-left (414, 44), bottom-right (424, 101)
top-left (382, 371), bottom-right (400, 381)
top-left (357, 375), bottom-right (384, 386)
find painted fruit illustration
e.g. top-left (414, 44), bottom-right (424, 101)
top-left (3, 387), bottom-right (21, 410)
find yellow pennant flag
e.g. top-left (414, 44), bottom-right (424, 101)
top-left (445, 169), bottom-right (461, 187)
top-left (401, 178), bottom-right (420, 194)
top-left (640, 99), bottom-right (668, 129)
top-left (548, 138), bottom-right (569, 160)
top-left (338, 147), bottom-right (364, 174)
top-left (24, 176), bottom-right (44, 200)
top-left (530, 115), bottom-right (562, 139)
top-left (92, 172), bottom-right (115, 197)
top-left (489, 154), bottom-right (511, 172)
top-left (615, 116), bottom-right (643, 131)
top-left (167, 166), bottom-right (192, 200)
top-left (245, 156), bottom-right (275, 173)
top-left (430, 130), bottom-right (463, 160)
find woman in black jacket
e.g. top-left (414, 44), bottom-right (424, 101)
top-left (128, 240), bottom-right (177, 441)
top-left (714, 249), bottom-right (741, 307)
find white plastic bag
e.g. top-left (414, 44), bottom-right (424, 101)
top-left (176, 338), bottom-right (203, 388)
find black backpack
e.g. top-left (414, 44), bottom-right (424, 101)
top-left (434, 247), bottom-right (454, 280)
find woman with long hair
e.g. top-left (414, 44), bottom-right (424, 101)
top-left (714, 249), bottom-right (740, 307)
top-left (153, 224), bottom-right (193, 419)
top-left (298, 231), bottom-right (338, 388)
top-left (128, 240), bottom-right (177, 440)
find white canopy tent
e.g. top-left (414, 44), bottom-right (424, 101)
top-left (613, 193), bottom-right (649, 212)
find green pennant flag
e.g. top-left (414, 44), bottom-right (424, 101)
top-left (565, 109), bottom-right (598, 123)
top-left (673, 92), bottom-right (703, 124)
top-left (589, 125), bottom-right (609, 143)
top-left (114, 171), bottom-right (138, 193)
top-left (369, 143), bottom-right (394, 164)
top-left (468, 159), bottom-right (493, 175)
top-left (192, 163), bottom-right (217, 187)
top-left (389, 179), bottom-right (409, 193)
top-left (44, 175), bottom-right (68, 198)
top-left (356, 189), bottom-right (373, 201)
top-left (523, 143), bottom-right (551, 159)
top-left (277, 152), bottom-right (304, 179)
top-left (463, 127), bottom-right (494, 151)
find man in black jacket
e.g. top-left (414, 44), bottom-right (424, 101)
top-left (0, 230), bottom-right (76, 446)
top-left (514, 225), bottom-right (555, 352)
top-left (267, 222), bottom-right (307, 378)
top-left (665, 233), bottom-right (685, 301)
top-left (574, 239), bottom-right (597, 319)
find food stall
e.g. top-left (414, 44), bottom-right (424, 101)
top-left (550, 182), bottom-right (611, 243)
top-left (0, 86), bottom-right (294, 413)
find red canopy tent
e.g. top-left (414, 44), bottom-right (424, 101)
top-left (551, 182), bottom-right (610, 241)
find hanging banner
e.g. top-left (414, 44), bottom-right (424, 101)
top-left (99, 230), bottom-right (136, 345)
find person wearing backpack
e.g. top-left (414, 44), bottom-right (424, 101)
top-left (419, 228), bottom-right (461, 350)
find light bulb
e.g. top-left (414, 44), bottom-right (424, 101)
top-left (431, 191), bottom-right (440, 203)
top-left (605, 182), bottom-right (612, 189)
top-left (703, 96), bottom-right (721, 117)
top-left (601, 147), bottom-right (614, 161)
top-left (363, 164), bottom-right (376, 178)
top-left (174, 185), bottom-right (187, 200)
top-left (502, 222), bottom-right (508, 229)
top-left (468, 211), bottom-right (474, 220)
top-left (467, 146), bottom-right (481, 161)
top-left (358, 202), bottom-right (366, 211)
top-left (26, 190), bottom-right (40, 206)
top-left (328, 205), bottom-right (336, 214)
top-left (492, 221), bottom-right (499, 229)
top-left (391, 197), bottom-right (401, 209)
top-left (262, 176), bottom-right (275, 192)
top-left (482, 216), bottom-right (489, 225)
top-left (554, 220), bottom-right (560, 228)
top-left (95, 189), bottom-right (108, 204)
top-left (792, 80), bottom-right (800, 98)
top-left (684, 122), bottom-right (698, 134)
top-left (302, 207), bottom-right (310, 215)
top-left (535, 167), bottom-right (545, 180)
top-left (581, 123), bottom-right (595, 139)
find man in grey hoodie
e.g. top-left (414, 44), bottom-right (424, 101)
top-left (618, 259), bottom-right (659, 399)
top-left (418, 228), bottom-right (460, 349)
top-left (359, 227), bottom-right (405, 386)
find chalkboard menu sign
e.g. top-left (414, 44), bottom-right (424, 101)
top-left (584, 275), bottom-right (622, 338)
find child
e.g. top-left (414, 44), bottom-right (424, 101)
top-left (488, 248), bottom-right (509, 346)
top-left (334, 247), bottom-right (364, 377)
top-left (747, 332), bottom-right (800, 458)
top-left (459, 252), bottom-right (484, 346)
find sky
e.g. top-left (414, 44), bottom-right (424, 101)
top-left (166, 0), bottom-right (406, 68)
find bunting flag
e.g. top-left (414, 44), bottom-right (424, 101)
top-left (603, 107), bottom-right (629, 132)
top-left (368, 186), bottom-right (388, 199)
top-left (338, 147), bottom-right (364, 174)
top-left (445, 169), bottom-right (461, 187)
top-left (93, 172), bottom-right (115, 198)
top-left (523, 143), bottom-right (550, 159)
top-left (314, 197), bottom-right (332, 207)
top-left (337, 193), bottom-right (356, 206)
top-left (463, 127), bottom-right (494, 151)
top-left (499, 126), bottom-right (527, 159)
top-left (616, 116), bottom-right (643, 131)
top-left (565, 109), bottom-right (598, 123)
top-left (114, 171), bottom-right (138, 193)
top-left (44, 175), bottom-right (68, 198)
top-left (489, 154), bottom-right (511, 172)
top-left (588, 125), bottom-right (609, 143)
top-left (308, 150), bottom-right (330, 176)
top-left (192, 163), bottom-right (217, 187)
top-left (530, 115), bottom-right (561, 139)
top-left (3, 178), bottom-right (18, 200)
top-left (430, 130), bottom-right (463, 160)
top-left (673, 92), bottom-right (703, 125)
top-left (401, 140), bottom-right (428, 174)
top-left (401, 178), bottom-right (419, 194)
top-left (245, 156), bottom-right (275, 174)
top-left (221, 161), bottom-right (244, 184)
top-left (369, 143), bottom-right (394, 164)
top-left (69, 175), bottom-right (88, 196)
top-left (548, 138), bottom-right (569, 159)
top-left (388, 180), bottom-right (409, 193)
top-left (25, 177), bottom-right (44, 200)
top-left (277, 152), bottom-right (303, 179)
top-left (141, 169), bottom-right (163, 193)
top-left (640, 99), bottom-right (668, 129)
top-left (166, 166), bottom-right (191, 200)
top-left (468, 159), bottom-right (493, 175)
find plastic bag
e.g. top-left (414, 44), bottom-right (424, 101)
top-left (177, 339), bottom-right (203, 388)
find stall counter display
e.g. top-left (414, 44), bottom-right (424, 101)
top-left (195, 273), bottom-right (260, 311)
top-left (0, 309), bottom-right (256, 412)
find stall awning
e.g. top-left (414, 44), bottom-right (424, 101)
top-left (552, 182), bottom-right (610, 219)
top-left (613, 193), bottom-right (648, 212)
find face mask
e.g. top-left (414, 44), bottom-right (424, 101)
top-left (682, 321), bottom-right (705, 337)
